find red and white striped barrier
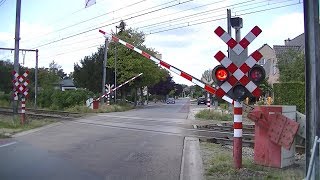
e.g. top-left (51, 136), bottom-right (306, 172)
top-left (96, 73), bottom-right (143, 102)
top-left (99, 29), bottom-right (234, 104)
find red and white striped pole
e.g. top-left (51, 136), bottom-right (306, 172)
top-left (21, 97), bottom-right (26, 124)
top-left (233, 101), bottom-right (243, 169)
top-left (206, 92), bottom-right (210, 110)
top-left (107, 94), bottom-right (110, 106)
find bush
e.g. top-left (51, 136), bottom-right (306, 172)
top-left (38, 89), bottom-right (94, 110)
top-left (195, 109), bottom-right (232, 121)
top-left (273, 82), bottom-right (305, 113)
top-left (0, 94), bottom-right (10, 107)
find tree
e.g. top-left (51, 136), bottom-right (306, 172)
top-left (149, 76), bottom-right (175, 99)
top-left (201, 69), bottom-right (212, 84)
top-left (173, 84), bottom-right (183, 97)
top-left (0, 60), bottom-right (14, 94)
top-left (277, 49), bottom-right (305, 82)
top-left (73, 28), bottom-right (168, 99)
top-left (49, 60), bottom-right (67, 79)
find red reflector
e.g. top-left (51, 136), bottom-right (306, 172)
top-left (215, 68), bottom-right (228, 81)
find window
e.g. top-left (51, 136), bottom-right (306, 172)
top-left (273, 60), bottom-right (277, 75)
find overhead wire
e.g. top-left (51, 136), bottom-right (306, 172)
top-left (30, 0), bottom-right (195, 49)
top-left (145, 1), bottom-right (302, 35)
top-left (141, 0), bottom-right (296, 33)
top-left (21, 0), bottom-right (149, 43)
top-left (0, 0), bottom-right (6, 7)
top-left (42, 1), bottom-right (301, 60)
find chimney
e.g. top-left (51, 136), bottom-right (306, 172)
top-left (284, 38), bottom-right (291, 45)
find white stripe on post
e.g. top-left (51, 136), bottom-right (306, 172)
top-left (234, 129), bottom-right (243, 137)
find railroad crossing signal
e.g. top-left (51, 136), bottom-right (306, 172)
top-left (12, 70), bottom-right (29, 99)
top-left (105, 84), bottom-right (114, 93)
top-left (213, 26), bottom-right (265, 101)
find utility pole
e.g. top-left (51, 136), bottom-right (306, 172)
top-left (101, 38), bottom-right (110, 105)
top-left (304, 1), bottom-right (319, 179)
top-left (13, 0), bottom-right (21, 116)
top-left (35, 49), bottom-right (38, 109)
top-left (0, 48), bottom-right (39, 108)
top-left (227, 9), bottom-right (231, 58)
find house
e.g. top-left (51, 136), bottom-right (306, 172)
top-left (256, 44), bottom-right (277, 85)
top-left (270, 33), bottom-right (305, 84)
top-left (59, 78), bottom-right (76, 91)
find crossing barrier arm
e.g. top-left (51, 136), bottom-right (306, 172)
top-left (99, 29), bottom-right (234, 104)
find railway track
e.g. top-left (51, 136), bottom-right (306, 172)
top-left (0, 107), bottom-right (81, 119)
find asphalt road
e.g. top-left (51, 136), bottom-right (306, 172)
top-left (0, 98), bottom-right (199, 180)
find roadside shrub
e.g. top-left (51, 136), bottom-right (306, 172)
top-left (273, 82), bottom-right (305, 113)
top-left (0, 94), bottom-right (10, 106)
top-left (51, 89), bottom-right (94, 110)
top-left (195, 109), bottom-right (232, 121)
top-left (37, 89), bottom-right (94, 110)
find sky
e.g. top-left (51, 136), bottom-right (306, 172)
top-left (0, 0), bottom-right (304, 86)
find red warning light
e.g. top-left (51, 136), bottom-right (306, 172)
top-left (215, 67), bottom-right (228, 82)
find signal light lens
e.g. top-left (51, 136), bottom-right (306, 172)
top-left (215, 67), bottom-right (228, 82)
top-left (249, 65), bottom-right (265, 83)
top-left (233, 84), bottom-right (247, 101)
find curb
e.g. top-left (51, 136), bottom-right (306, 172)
top-left (180, 137), bottom-right (204, 180)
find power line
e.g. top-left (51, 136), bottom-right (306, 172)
top-left (41, 44), bottom-right (101, 59)
top-left (141, 0), bottom-right (295, 33)
top-left (31, 0), bottom-right (195, 49)
top-left (137, 0), bottom-right (258, 30)
top-left (0, 0), bottom-right (7, 7)
top-left (31, 2), bottom-right (301, 67)
top-left (145, 1), bottom-right (302, 35)
top-left (21, 0), bottom-right (149, 43)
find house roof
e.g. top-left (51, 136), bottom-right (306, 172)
top-left (60, 78), bottom-right (75, 87)
top-left (257, 43), bottom-right (273, 51)
top-left (273, 45), bottom-right (301, 57)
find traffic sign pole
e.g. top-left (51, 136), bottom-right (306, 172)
top-left (233, 101), bottom-right (243, 169)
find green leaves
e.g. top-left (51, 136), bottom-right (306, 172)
top-left (277, 49), bottom-right (305, 83)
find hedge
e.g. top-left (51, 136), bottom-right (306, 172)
top-left (273, 82), bottom-right (305, 113)
top-left (38, 89), bottom-right (94, 110)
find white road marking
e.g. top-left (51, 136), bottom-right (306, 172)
top-left (0, 141), bottom-right (17, 148)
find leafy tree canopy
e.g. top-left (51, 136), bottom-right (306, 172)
top-left (277, 49), bottom-right (305, 82)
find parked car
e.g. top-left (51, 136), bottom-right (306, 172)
top-left (166, 98), bottom-right (175, 104)
top-left (197, 97), bottom-right (206, 105)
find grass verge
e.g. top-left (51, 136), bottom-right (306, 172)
top-left (0, 115), bottom-right (56, 138)
top-left (65, 104), bottom-right (134, 113)
top-left (200, 142), bottom-right (304, 180)
top-left (195, 109), bottom-right (233, 121)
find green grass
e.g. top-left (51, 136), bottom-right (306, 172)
top-left (201, 142), bottom-right (304, 180)
top-left (65, 104), bottom-right (134, 113)
top-left (195, 109), bottom-right (233, 121)
top-left (0, 115), bottom-right (56, 137)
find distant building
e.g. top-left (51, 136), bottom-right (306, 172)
top-left (271, 33), bottom-right (305, 84)
top-left (256, 44), bottom-right (277, 85)
top-left (59, 78), bottom-right (76, 91)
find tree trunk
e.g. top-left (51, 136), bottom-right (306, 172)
top-left (140, 87), bottom-right (143, 105)
top-left (134, 87), bottom-right (137, 106)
